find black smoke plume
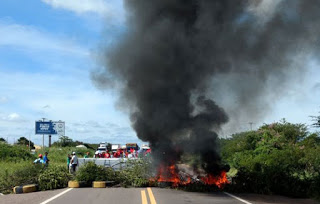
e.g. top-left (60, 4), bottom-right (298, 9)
top-left (93, 0), bottom-right (320, 175)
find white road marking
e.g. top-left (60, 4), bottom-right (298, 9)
top-left (224, 192), bottom-right (252, 204)
top-left (40, 188), bottom-right (73, 204)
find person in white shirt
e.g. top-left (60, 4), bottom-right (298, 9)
top-left (70, 152), bottom-right (78, 173)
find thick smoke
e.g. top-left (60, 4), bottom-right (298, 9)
top-left (93, 0), bottom-right (320, 175)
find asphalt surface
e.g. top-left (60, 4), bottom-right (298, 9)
top-left (1, 187), bottom-right (319, 204)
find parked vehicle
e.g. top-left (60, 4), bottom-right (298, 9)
top-left (111, 144), bottom-right (121, 153)
top-left (126, 143), bottom-right (140, 151)
top-left (96, 142), bottom-right (107, 154)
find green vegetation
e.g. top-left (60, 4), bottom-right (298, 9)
top-left (221, 120), bottom-right (320, 198)
top-left (0, 143), bottom-right (93, 194)
top-left (311, 112), bottom-right (320, 128)
top-left (115, 159), bottom-right (153, 187)
top-left (75, 162), bottom-right (112, 186)
top-left (16, 137), bottom-right (34, 149)
top-left (51, 135), bottom-right (111, 151)
top-left (1, 119), bottom-right (319, 200)
top-left (75, 159), bottom-right (152, 187)
top-left (0, 162), bottom-right (41, 194)
top-left (0, 142), bottom-right (151, 193)
top-left (38, 165), bottom-right (72, 190)
top-left (0, 143), bottom-right (35, 161)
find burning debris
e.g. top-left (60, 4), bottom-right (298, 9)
top-left (151, 163), bottom-right (229, 188)
top-left (93, 0), bottom-right (320, 189)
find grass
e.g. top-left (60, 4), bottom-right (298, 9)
top-left (0, 161), bottom-right (41, 194)
top-left (0, 145), bottom-right (95, 194)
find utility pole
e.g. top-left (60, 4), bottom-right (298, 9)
top-left (248, 122), bottom-right (254, 131)
top-left (29, 133), bottom-right (31, 151)
top-left (42, 118), bottom-right (46, 150)
top-left (49, 135), bottom-right (51, 147)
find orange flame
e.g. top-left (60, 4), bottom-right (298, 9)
top-left (157, 164), bottom-right (181, 187)
top-left (200, 171), bottom-right (229, 188)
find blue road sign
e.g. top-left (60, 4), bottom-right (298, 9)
top-left (35, 121), bottom-right (65, 135)
top-left (35, 121), bottom-right (55, 135)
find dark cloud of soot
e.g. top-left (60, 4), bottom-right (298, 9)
top-left (92, 0), bottom-right (320, 175)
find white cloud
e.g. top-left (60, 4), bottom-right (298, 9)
top-left (1, 113), bottom-right (24, 122)
top-left (7, 113), bottom-right (21, 121)
top-left (42, 0), bottom-right (124, 19)
top-left (0, 96), bottom-right (8, 104)
top-left (0, 21), bottom-right (89, 56)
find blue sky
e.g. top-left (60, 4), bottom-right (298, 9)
top-left (0, 0), bottom-right (319, 145)
top-left (0, 0), bottom-right (138, 145)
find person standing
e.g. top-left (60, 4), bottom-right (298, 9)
top-left (70, 152), bottom-right (78, 173)
top-left (84, 152), bottom-right (89, 158)
top-left (43, 152), bottom-right (50, 167)
top-left (33, 154), bottom-right (44, 164)
top-left (67, 154), bottom-right (71, 172)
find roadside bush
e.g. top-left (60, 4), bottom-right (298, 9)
top-left (0, 163), bottom-right (41, 194)
top-left (38, 165), bottom-right (72, 190)
top-left (221, 120), bottom-right (320, 198)
top-left (116, 159), bottom-right (153, 187)
top-left (75, 159), bottom-right (153, 187)
top-left (0, 143), bottom-right (35, 161)
top-left (75, 162), bottom-right (111, 186)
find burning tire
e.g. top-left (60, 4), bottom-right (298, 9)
top-left (93, 181), bottom-right (106, 188)
top-left (68, 181), bottom-right (80, 188)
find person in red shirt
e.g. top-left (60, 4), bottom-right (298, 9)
top-left (113, 149), bottom-right (120, 158)
top-left (105, 151), bottom-right (110, 158)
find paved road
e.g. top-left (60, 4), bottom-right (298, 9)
top-left (1, 187), bottom-right (319, 204)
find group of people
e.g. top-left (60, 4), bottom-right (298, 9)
top-left (33, 152), bottom-right (50, 167)
top-left (33, 148), bottom-right (151, 173)
top-left (67, 152), bottom-right (78, 173)
top-left (93, 148), bottom-right (151, 159)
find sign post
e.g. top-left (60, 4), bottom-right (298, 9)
top-left (42, 118), bottom-right (45, 150)
top-left (35, 120), bottom-right (65, 149)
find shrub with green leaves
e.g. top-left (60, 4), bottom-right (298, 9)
top-left (38, 165), bottom-right (72, 190)
top-left (0, 162), bottom-right (41, 194)
top-left (75, 162), bottom-right (110, 185)
top-left (221, 120), bottom-right (320, 198)
top-left (75, 159), bottom-right (153, 187)
top-left (0, 143), bottom-right (35, 161)
top-left (116, 159), bottom-right (153, 187)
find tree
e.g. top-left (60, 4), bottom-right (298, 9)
top-left (311, 114), bottom-right (320, 128)
top-left (17, 137), bottom-right (34, 148)
top-left (220, 120), bottom-right (320, 197)
top-left (52, 136), bottom-right (74, 147)
top-left (0, 138), bottom-right (6, 143)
